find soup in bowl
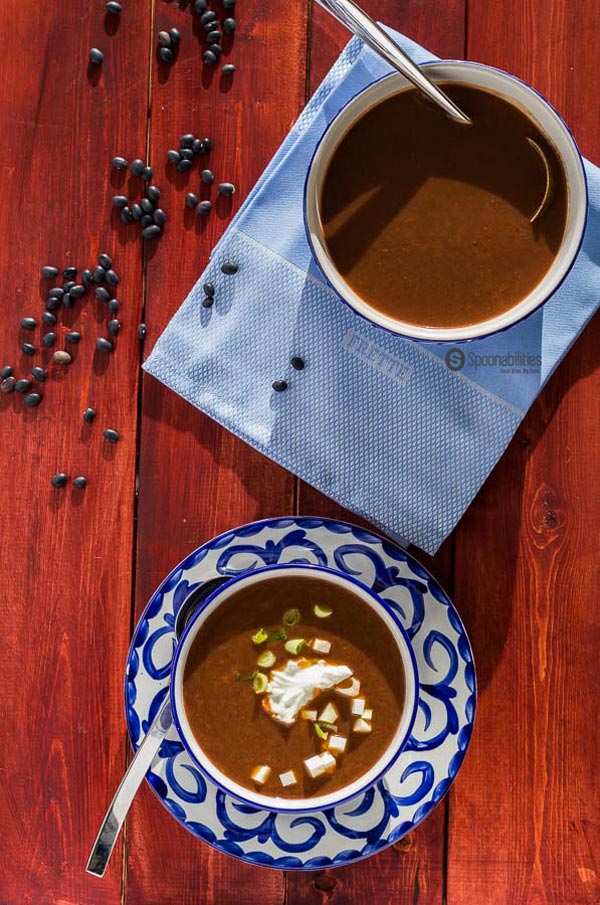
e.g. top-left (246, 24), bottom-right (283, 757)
top-left (170, 563), bottom-right (418, 812)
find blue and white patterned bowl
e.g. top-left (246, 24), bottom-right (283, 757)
top-left (125, 517), bottom-right (476, 869)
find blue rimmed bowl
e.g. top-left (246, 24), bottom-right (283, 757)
top-left (170, 562), bottom-right (419, 814)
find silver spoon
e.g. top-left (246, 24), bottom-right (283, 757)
top-left (86, 575), bottom-right (230, 878)
top-left (528, 137), bottom-right (553, 223)
top-left (315, 0), bottom-right (472, 125)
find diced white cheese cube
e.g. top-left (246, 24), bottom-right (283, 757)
top-left (279, 769), bottom-right (297, 787)
top-left (312, 638), bottom-right (331, 654)
top-left (335, 677), bottom-right (361, 698)
top-left (318, 702), bottom-right (339, 724)
top-left (351, 697), bottom-right (365, 716)
top-left (352, 717), bottom-right (372, 734)
top-left (362, 709), bottom-right (372, 721)
top-left (319, 751), bottom-right (337, 773)
top-left (301, 709), bottom-right (318, 721)
top-left (304, 754), bottom-right (327, 779)
top-left (250, 765), bottom-right (271, 785)
top-left (328, 734), bottom-right (347, 756)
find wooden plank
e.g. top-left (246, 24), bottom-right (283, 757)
top-left (292, 2), bottom-right (465, 902)
top-left (0, 0), bottom-right (150, 902)
top-left (126, 0), bottom-right (308, 901)
top-left (448, 1), bottom-right (600, 902)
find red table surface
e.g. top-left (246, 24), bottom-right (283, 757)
top-left (0, 1), bottom-right (598, 902)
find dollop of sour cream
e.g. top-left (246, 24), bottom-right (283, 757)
top-left (266, 659), bottom-right (353, 725)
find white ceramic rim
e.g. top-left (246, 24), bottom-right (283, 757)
top-left (305, 61), bottom-right (588, 342)
top-left (170, 563), bottom-right (419, 813)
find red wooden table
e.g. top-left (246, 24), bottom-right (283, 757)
top-left (1, 1), bottom-right (599, 902)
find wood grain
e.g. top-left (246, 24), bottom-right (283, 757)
top-left (0, 1), bottom-right (150, 903)
top-left (448, 2), bottom-right (600, 903)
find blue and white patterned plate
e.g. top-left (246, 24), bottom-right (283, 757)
top-left (125, 517), bottom-right (476, 869)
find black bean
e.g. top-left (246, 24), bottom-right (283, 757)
top-left (24, 392), bottom-right (41, 407)
top-left (206, 29), bottom-right (221, 43)
top-left (201, 168), bottom-right (214, 184)
top-left (89, 47), bottom-right (104, 65)
top-left (153, 208), bottom-right (167, 226)
top-left (106, 269), bottom-right (119, 285)
top-left (179, 148), bottom-right (194, 161)
top-left (111, 156), bottom-right (128, 170)
top-left (42, 312), bottom-right (56, 327)
top-left (108, 319), bottom-right (121, 336)
top-left (45, 297), bottom-right (60, 312)
top-left (137, 323), bottom-right (147, 340)
top-left (20, 317), bottom-right (37, 330)
top-left (157, 30), bottom-right (171, 47)
top-left (131, 203), bottom-right (143, 221)
top-left (167, 149), bottom-right (181, 164)
top-left (159, 46), bottom-right (173, 63)
top-left (141, 166), bottom-right (153, 182)
top-left (142, 224), bottom-right (162, 239)
top-left (96, 338), bottom-right (113, 352)
top-left (41, 265), bottom-right (58, 278)
top-left (192, 138), bottom-right (203, 155)
top-left (203, 19), bottom-right (217, 32)
top-left (196, 200), bottom-right (212, 215)
top-left (15, 378), bottom-right (32, 393)
top-left (63, 266), bottom-right (77, 279)
top-left (53, 350), bottom-right (72, 365)
top-left (221, 64), bottom-right (235, 76)
top-left (193, 0), bottom-right (207, 13)
top-left (210, 44), bottom-right (222, 57)
top-left (66, 331), bottom-right (81, 344)
top-left (83, 407), bottom-right (96, 423)
top-left (203, 50), bottom-right (217, 66)
top-left (200, 10), bottom-right (217, 24)
top-left (63, 280), bottom-right (76, 292)
top-left (93, 266), bottom-right (106, 283)
top-left (180, 134), bottom-right (195, 148)
top-left (98, 253), bottom-right (112, 269)
top-left (169, 27), bottom-right (181, 43)
top-left (42, 332), bottom-right (56, 348)
top-left (104, 428), bottom-right (120, 443)
top-left (95, 287), bottom-right (111, 302)
top-left (223, 0), bottom-right (236, 8)
top-left (203, 282), bottom-right (215, 297)
top-left (112, 194), bottom-right (128, 208)
top-left (106, 1), bottom-right (121, 13)
top-left (82, 268), bottom-right (94, 286)
top-left (21, 343), bottom-right (35, 356)
top-left (120, 207), bottom-right (134, 224)
top-left (177, 159), bottom-right (192, 172)
top-left (0, 376), bottom-right (16, 394)
top-left (51, 473), bottom-right (68, 488)
top-left (62, 294), bottom-right (73, 309)
top-left (147, 185), bottom-right (161, 202)
top-left (221, 260), bottom-right (238, 274)
top-left (130, 158), bottom-right (145, 176)
top-left (218, 182), bottom-right (236, 196)
top-left (140, 214), bottom-right (153, 228)
top-left (200, 137), bottom-right (212, 154)
top-left (272, 380), bottom-right (288, 392)
top-left (73, 476), bottom-right (87, 489)
top-left (70, 284), bottom-right (85, 298)
top-left (108, 299), bottom-right (120, 314)
top-left (186, 192), bottom-right (199, 208)
top-left (202, 296), bottom-right (214, 308)
top-left (223, 17), bottom-right (236, 34)
top-left (0, 365), bottom-right (13, 379)
top-left (32, 366), bottom-right (47, 381)
top-left (48, 287), bottom-right (64, 298)
top-left (291, 356), bottom-right (305, 370)
top-left (140, 198), bottom-right (153, 214)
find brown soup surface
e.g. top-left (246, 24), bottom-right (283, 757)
top-left (321, 83), bottom-right (567, 329)
top-left (183, 574), bottom-right (406, 799)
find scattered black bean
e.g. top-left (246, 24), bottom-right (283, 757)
top-left (106, 1), bottom-right (121, 13)
top-left (108, 319), bottom-right (121, 336)
top-left (153, 208), bottom-right (167, 226)
top-left (41, 265), bottom-right (58, 279)
top-left (206, 29), bottom-right (221, 43)
top-left (82, 268), bottom-right (94, 286)
top-left (20, 317), bottom-right (37, 330)
top-left (196, 200), bottom-right (212, 215)
top-left (42, 312), bottom-right (56, 327)
top-left (218, 182), bottom-right (236, 196)
top-left (179, 148), bottom-right (194, 161)
top-left (192, 138), bottom-right (203, 155)
top-left (83, 407), bottom-right (96, 423)
top-left (186, 192), bottom-right (199, 208)
top-left (106, 269), bottom-right (119, 285)
top-left (291, 356), bottom-right (305, 371)
top-left (131, 203), bottom-right (143, 221)
top-left (210, 44), bottom-right (222, 57)
top-left (177, 159), bottom-right (193, 172)
top-left (89, 47), bottom-right (104, 65)
top-left (66, 331), bottom-right (81, 344)
top-left (32, 366), bottom-right (47, 381)
top-left (131, 158), bottom-right (145, 176)
top-left (112, 194), bottom-right (128, 208)
top-left (108, 299), bottom-right (120, 314)
top-left (62, 295), bottom-right (73, 310)
top-left (73, 476), bottom-right (87, 489)
top-left (104, 428), bottom-right (120, 443)
top-left (63, 280), bottom-right (76, 292)
top-left (272, 380), bottom-right (288, 392)
top-left (42, 332), bottom-right (56, 347)
top-left (15, 378), bottom-right (32, 393)
top-left (157, 30), bottom-right (171, 47)
top-left (21, 343), bottom-right (35, 356)
top-left (63, 266), bottom-right (77, 279)
top-left (139, 198), bottom-right (152, 214)
top-left (111, 156), bottom-right (128, 170)
top-left (200, 9), bottom-right (218, 24)
top-left (95, 287), bottom-right (111, 302)
top-left (223, 0), bottom-right (236, 8)
top-left (96, 337), bottom-right (113, 352)
top-left (140, 214), bottom-right (153, 228)
top-left (203, 282), bottom-right (215, 297)
top-left (24, 392), bottom-right (41, 407)
top-left (98, 253), bottom-right (112, 269)
top-left (48, 287), bottom-right (64, 298)
top-left (0, 376), bottom-right (16, 394)
top-left (169, 27), bottom-right (181, 43)
top-left (147, 185), bottom-right (161, 202)
top-left (70, 284), bottom-right (85, 298)
top-left (203, 50), bottom-right (217, 66)
top-left (221, 260), bottom-right (238, 274)
top-left (194, 0), bottom-right (207, 13)
top-left (45, 297), bottom-right (60, 312)
top-left (120, 207), bottom-right (134, 224)
top-left (141, 166), bottom-right (153, 182)
top-left (51, 473), bottom-right (68, 488)
top-left (201, 169), bottom-right (214, 185)
top-left (93, 266), bottom-right (106, 283)
top-left (200, 138), bottom-right (212, 154)
top-left (167, 149), bottom-right (181, 164)
top-left (137, 323), bottom-right (147, 340)
top-left (180, 134), bottom-right (195, 148)
top-left (159, 47), bottom-right (173, 64)
top-left (53, 350), bottom-right (72, 365)
top-left (222, 64), bottom-right (235, 76)
top-left (0, 365), bottom-right (13, 379)
top-left (202, 296), bottom-right (214, 308)
top-left (223, 17), bottom-right (236, 34)
top-left (142, 224), bottom-right (162, 239)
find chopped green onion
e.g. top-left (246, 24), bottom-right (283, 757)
top-left (282, 608), bottom-right (301, 627)
top-left (235, 669), bottom-right (258, 682)
top-left (253, 672), bottom-right (268, 694)
top-left (284, 638), bottom-right (305, 655)
top-left (314, 604), bottom-right (333, 618)
top-left (314, 723), bottom-right (328, 741)
top-left (252, 628), bottom-right (268, 645)
top-left (267, 628), bottom-right (287, 642)
top-left (257, 650), bottom-right (276, 669)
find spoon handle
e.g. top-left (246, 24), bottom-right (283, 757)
top-left (86, 698), bottom-right (173, 878)
top-left (315, 0), bottom-right (471, 125)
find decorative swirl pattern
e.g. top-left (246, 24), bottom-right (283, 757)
top-left (124, 517), bottom-right (476, 869)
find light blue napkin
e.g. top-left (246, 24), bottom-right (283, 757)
top-left (144, 31), bottom-right (599, 555)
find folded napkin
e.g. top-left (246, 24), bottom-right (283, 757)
top-left (145, 30), bottom-right (600, 555)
